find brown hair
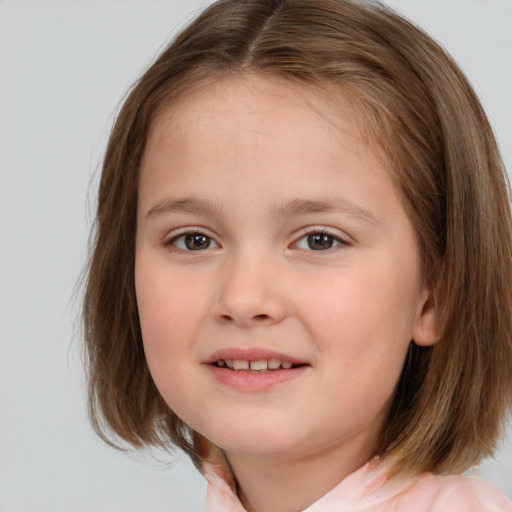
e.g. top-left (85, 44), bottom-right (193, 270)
top-left (83, 0), bottom-right (512, 476)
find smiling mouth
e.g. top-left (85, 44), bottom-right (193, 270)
top-left (212, 359), bottom-right (306, 372)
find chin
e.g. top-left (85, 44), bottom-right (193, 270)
top-left (220, 440), bottom-right (299, 458)
top-left (206, 424), bottom-right (305, 458)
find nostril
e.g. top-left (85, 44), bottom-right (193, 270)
top-left (217, 312), bottom-right (275, 326)
top-left (253, 314), bottom-right (270, 321)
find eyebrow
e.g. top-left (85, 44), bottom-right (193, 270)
top-left (146, 197), bottom-right (223, 219)
top-left (146, 196), bottom-right (380, 225)
top-left (270, 198), bottom-right (381, 225)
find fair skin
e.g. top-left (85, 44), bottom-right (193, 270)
top-left (135, 75), bottom-right (438, 512)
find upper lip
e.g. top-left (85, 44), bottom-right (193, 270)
top-left (204, 347), bottom-right (309, 365)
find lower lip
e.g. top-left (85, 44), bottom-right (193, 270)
top-left (206, 365), bottom-right (308, 391)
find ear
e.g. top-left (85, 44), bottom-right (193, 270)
top-left (412, 282), bottom-right (441, 346)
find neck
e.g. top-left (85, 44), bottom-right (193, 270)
top-left (225, 436), bottom-right (377, 512)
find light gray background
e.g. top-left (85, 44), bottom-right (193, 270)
top-left (0, 1), bottom-right (510, 511)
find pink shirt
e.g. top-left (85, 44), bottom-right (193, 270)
top-left (203, 457), bottom-right (512, 512)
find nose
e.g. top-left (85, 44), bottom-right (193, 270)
top-left (211, 251), bottom-right (287, 328)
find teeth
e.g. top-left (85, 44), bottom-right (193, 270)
top-left (250, 360), bottom-right (267, 371)
top-left (232, 360), bottom-right (250, 370)
top-left (215, 358), bottom-right (297, 371)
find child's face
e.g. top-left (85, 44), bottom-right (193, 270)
top-left (135, 76), bottom-right (436, 465)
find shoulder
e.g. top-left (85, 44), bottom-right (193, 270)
top-left (391, 472), bottom-right (512, 512)
top-left (314, 458), bottom-right (511, 512)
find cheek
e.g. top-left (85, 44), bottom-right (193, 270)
top-left (134, 261), bottom-right (209, 421)
top-left (135, 260), bottom-right (200, 369)
top-left (297, 264), bottom-right (419, 362)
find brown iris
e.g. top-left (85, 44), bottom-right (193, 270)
top-left (184, 233), bottom-right (212, 250)
top-left (307, 233), bottom-right (334, 250)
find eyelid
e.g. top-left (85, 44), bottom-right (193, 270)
top-left (163, 227), bottom-right (221, 250)
top-left (291, 226), bottom-right (350, 250)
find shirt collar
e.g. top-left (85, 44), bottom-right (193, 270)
top-left (202, 456), bottom-right (414, 512)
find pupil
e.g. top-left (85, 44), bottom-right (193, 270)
top-left (185, 234), bottom-right (210, 250)
top-left (308, 233), bottom-right (333, 250)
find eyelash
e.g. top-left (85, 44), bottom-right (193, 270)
top-left (164, 228), bottom-right (348, 252)
top-left (293, 228), bottom-right (348, 251)
top-left (165, 229), bottom-right (220, 252)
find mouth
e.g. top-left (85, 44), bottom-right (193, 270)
top-left (212, 359), bottom-right (306, 372)
top-left (205, 348), bottom-right (310, 390)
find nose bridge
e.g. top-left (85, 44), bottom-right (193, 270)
top-left (213, 244), bottom-right (286, 327)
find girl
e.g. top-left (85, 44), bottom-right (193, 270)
top-left (83, 0), bottom-right (512, 510)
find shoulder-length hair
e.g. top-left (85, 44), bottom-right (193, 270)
top-left (83, 0), bottom-right (512, 476)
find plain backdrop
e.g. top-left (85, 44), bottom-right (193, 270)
top-left (0, 1), bottom-right (511, 511)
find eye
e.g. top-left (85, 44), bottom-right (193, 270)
top-left (294, 230), bottom-right (346, 251)
top-left (167, 231), bottom-right (219, 251)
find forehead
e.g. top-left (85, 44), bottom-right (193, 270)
top-left (137, 75), bottom-right (408, 233)
top-left (144, 74), bottom-right (382, 167)
top-left (141, 76), bottom-right (372, 194)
